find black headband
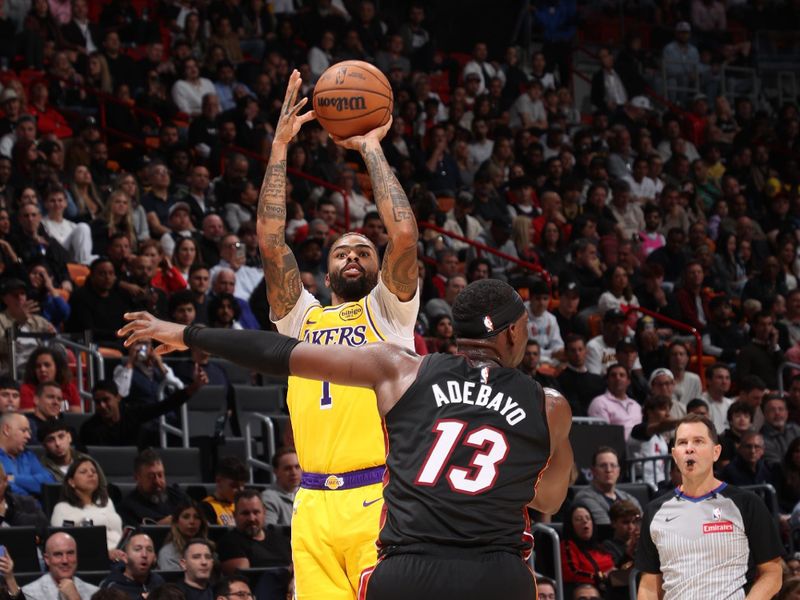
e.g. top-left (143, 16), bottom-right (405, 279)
top-left (453, 292), bottom-right (526, 340)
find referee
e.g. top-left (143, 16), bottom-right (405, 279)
top-left (634, 414), bottom-right (783, 600)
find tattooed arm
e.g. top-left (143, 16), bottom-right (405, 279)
top-left (331, 117), bottom-right (419, 302)
top-left (257, 70), bottom-right (316, 319)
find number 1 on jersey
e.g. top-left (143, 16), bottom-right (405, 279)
top-left (415, 419), bottom-right (509, 495)
top-left (320, 381), bottom-right (333, 409)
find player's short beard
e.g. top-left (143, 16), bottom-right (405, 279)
top-left (329, 269), bottom-right (378, 303)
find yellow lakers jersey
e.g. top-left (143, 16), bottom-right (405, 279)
top-left (287, 295), bottom-right (387, 474)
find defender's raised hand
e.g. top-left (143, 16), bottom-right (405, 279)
top-left (118, 312), bottom-right (188, 355)
top-left (273, 69), bottom-right (316, 146)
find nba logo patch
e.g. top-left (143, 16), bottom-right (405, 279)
top-left (335, 67), bottom-right (348, 84)
top-left (483, 316), bottom-right (494, 333)
top-left (712, 507), bottom-right (721, 521)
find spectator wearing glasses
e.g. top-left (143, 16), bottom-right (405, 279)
top-left (573, 447), bottom-right (642, 525)
top-left (720, 431), bottom-right (778, 487)
top-left (213, 575), bottom-right (254, 600)
top-left (209, 234), bottom-right (263, 302)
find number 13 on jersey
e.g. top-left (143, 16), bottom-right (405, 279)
top-left (415, 419), bottom-right (509, 495)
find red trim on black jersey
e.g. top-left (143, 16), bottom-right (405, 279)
top-left (377, 419), bottom-right (391, 549)
top-left (357, 564), bottom-right (376, 600)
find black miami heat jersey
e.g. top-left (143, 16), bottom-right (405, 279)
top-left (378, 353), bottom-right (551, 556)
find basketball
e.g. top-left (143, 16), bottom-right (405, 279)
top-left (313, 60), bottom-right (394, 139)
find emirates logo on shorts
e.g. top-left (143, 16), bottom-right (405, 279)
top-left (702, 521), bottom-right (733, 534)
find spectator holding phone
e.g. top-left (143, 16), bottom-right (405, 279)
top-left (0, 546), bottom-right (24, 600)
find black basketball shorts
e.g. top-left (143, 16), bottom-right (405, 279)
top-left (361, 547), bottom-right (535, 600)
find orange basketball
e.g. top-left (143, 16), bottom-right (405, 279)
top-left (313, 60), bottom-right (393, 138)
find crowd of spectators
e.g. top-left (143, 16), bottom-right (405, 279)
top-left (0, 0), bottom-right (794, 597)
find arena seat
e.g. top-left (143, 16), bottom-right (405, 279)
top-left (616, 483), bottom-right (655, 508)
top-left (87, 446), bottom-right (139, 481)
top-left (234, 384), bottom-right (286, 437)
top-left (139, 525), bottom-right (170, 552)
top-left (569, 423), bottom-right (626, 474)
top-left (41, 482), bottom-right (63, 519)
top-left (49, 526), bottom-right (109, 571)
top-left (182, 384), bottom-right (231, 438)
top-left (210, 358), bottom-right (256, 385)
top-left (158, 447), bottom-right (202, 483)
top-left (61, 411), bottom-right (93, 433)
top-left (67, 263), bottom-right (90, 287)
top-left (154, 570), bottom-right (185, 583)
top-left (0, 527), bottom-right (40, 572)
top-left (108, 481), bottom-right (137, 504)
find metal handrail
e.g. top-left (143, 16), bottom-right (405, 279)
top-left (777, 361), bottom-right (800, 393)
top-left (661, 60), bottom-right (701, 102)
top-left (244, 412), bottom-right (277, 483)
top-left (5, 330), bottom-right (104, 411)
top-left (620, 304), bottom-right (706, 388)
top-left (740, 483), bottom-right (781, 527)
top-left (157, 380), bottom-right (190, 448)
top-left (418, 221), bottom-right (551, 284)
top-left (629, 568), bottom-right (640, 600)
top-left (573, 416), bottom-right (609, 425)
top-left (158, 404), bottom-right (190, 448)
top-left (720, 65), bottom-right (759, 105)
top-left (53, 335), bottom-right (106, 409)
top-left (626, 454), bottom-right (671, 487)
top-left (531, 523), bottom-right (564, 600)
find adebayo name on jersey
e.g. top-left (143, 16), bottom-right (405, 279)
top-left (431, 380), bottom-right (527, 426)
top-left (302, 325), bottom-right (368, 346)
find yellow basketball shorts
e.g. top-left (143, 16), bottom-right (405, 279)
top-left (292, 482), bottom-right (384, 599)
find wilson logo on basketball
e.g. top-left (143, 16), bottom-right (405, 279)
top-left (316, 96), bottom-right (367, 111)
top-left (339, 305), bottom-right (363, 321)
top-left (702, 521), bottom-right (733, 534)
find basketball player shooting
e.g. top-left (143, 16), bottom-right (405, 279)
top-left (255, 69), bottom-right (419, 599)
top-left (118, 279), bottom-right (573, 600)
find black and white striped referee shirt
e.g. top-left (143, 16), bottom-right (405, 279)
top-left (634, 482), bottom-right (782, 600)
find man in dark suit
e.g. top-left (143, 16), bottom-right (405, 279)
top-left (60, 0), bottom-right (101, 62)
